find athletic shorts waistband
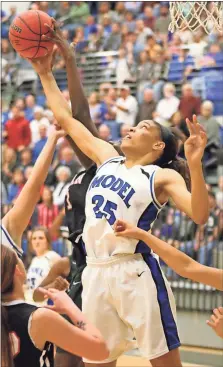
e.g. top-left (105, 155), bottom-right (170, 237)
top-left (86, 253), bottom-right (143, 266)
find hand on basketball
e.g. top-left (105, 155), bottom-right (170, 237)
top-left (114, 219), bottom-right (142, 240)
top-left (206, 307), bottom-right (223, 339)
top-left (27, 45), bottom-right (57, 75)
top-left (38, 288), bottom-right (78, 314)
top-left (184, 115), bottom-right (207, 167)
top-left (42, 18), bottom-right (75, 60)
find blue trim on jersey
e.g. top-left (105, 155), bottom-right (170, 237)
top-left (150, 171), bottom-right (162, 210)
top-left (1, 225), bottom-right (23, 258)
top-left (96, 156), bottom-right (124, 175)
top-left (135, 202), bottom-right (158, 254)
top-left (143, 253), bottom-right (181, 351)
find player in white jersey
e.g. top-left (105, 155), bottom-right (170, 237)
top-left (31, 52), bottom-right (209, 367)
top-left (1, 129), bottom-right (65, 257)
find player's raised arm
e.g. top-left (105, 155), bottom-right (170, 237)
top-left (29, 53), bottom-right (118, 166)
top-left (42, 19), bottom-right (100, 168)
top-left (2, 130), bottom-right (65, 248)
top-left (114, 220), bottom-right (223, 291)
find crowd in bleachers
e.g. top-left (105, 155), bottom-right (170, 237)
top-left (1, 1), bottom-right (223, 275)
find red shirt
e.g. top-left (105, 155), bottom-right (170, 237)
top-left (179, 96), bottom-right (201, 120)
top-left (5, 117), bottom-right (31, 150)
top-left (37, 203), bottom-right (59, 229)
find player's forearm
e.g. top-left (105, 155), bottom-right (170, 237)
top-left (39, 72), bottom-right (72, 124)
top-left (66, 307), bottom-right (104, 341)
top-left (189, 163), bottom-right (209, 224)
top-left (65, 52), bottom-right (99, 137)
top-left (185, 265), bottom-right (223, 291)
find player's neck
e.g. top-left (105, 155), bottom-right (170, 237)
top-left (2, 285), bottom-right (25, 303)
top-left (125, 153), bottom-right (155, 168)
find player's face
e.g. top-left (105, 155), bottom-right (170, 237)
top-left (121, 120), bottom-right (163, 157)
top-left (31, 230), bottom-right (49, 256)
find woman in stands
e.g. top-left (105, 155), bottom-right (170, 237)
top-left (30, 39), bottom-right (209, 367)
top-left (1, 245), bottom-right (109, 367)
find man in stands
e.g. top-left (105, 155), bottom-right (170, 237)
top-left (179, 83), bottom-right (201, 121)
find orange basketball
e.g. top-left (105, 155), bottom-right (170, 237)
top-left (9, 10), bottom-right (54, 59)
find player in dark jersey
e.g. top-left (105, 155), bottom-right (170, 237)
top-left (1, 245), bottom-right (109, 367)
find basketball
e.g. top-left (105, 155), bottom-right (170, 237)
top-left (9, 10), bottom-right (54, 59)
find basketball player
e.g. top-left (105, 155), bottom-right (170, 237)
top-left (1, 129), bottom-right (65, 257)
top-left (30, 51), bottom-right (209, 367)
top-left (1, 245), bottom-right (109, 367)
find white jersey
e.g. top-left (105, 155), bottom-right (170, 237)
top-left (83, 156), bottom-right (165, 258)
top-left (1, 224), bottom-right (23, 258)
top-left (26, 251), bottom-right (60, 303)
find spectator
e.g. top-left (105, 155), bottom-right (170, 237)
top-left (19, 148), bottom-right (33, 172)
top-left (7, 168), bottom-right (24, 204)
top-left (135, 19), bottom-right (153, 53)
top-left (188, 31), bottom-right (208, 68)
top-left (178, 24), bottom-right (193, 44)
top-left (111, 2), bottom-right (126, 24)
top-left (84, 15), bottom-right (97, 39)
top-left (98, 124), bottom-right (112, 141)
top-left (57, 146), bottom-right (81, 177)
top-left (1, 5), bottom-right (17, 27)
top-left (54, 1), bottom-right (70, 20)
top-left (2, 147), bottom-right (17, 185)
top-left (171, 111), bottom-right (189, 138)
top-left (34, 187), bottom-right (59, 229)
top-left (38, 1), bottom-right (56, 17)
top-left (115, 85), bottom-right (138, 126)
top-left (144, 45), bottom-right (169, 102)
top-left (120, 124), bottom-right (130, 139)
top-left (101, 15), bottom-right (112, 38)
top-left (216, 176), bottom-right (223, 210)
top-left (196, 191), bottom-right (219, 266)
top-left (88, 92), bottom-right (102, 125)
top-left (137, 88), bottom-right (156, 122)
top-left (30, 106), bottom-right (50, 145)
top-left (1, 39), bottom-right (15, 63)
top-left (144, 34), bottom-right (157, 59)
top-left (154, 5), bottom-right (171, 39)
top-left (103, 23), bottom-right (122, 51)
top-left (179, 83), bottom-right (201, 121)
top-left (103, 88), bottom-right (117, 122)
top-left (136, 50), bottom-right (153, 102)
top-left (97, 2), bottom-right (113, 24)
top-left (66, 1), bottom-right (90, 24)
top-left (115, 48), bottom-right (135, 85)
top-left (138, 6), bottom-right (155, 30)
top-left (53, 166), bottom-right (71, 207)
top-left (24, 94), bottom-right (40, 122)
top-left (32, 124), bottom-right (48, 163)
top-left (73, 27), bottom-right (89, 53)
top-left (125, 2), bottom-right (142, 15)
top-left (154, 83), bottom-right (180, 126)
top-left (168, 33), bottom-right (183, 56)
top-left (15, 97), bottom-right (25, 111)
top-left (198, 101), bottom-right (220, 145)
top-left (4, 105), bottom-right (31, 152)
top-left (124, 11), bottom-right (136, 33)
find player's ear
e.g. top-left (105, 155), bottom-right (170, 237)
top-left (152, 141), bottom-right (165, 151)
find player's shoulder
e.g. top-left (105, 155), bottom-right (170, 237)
top-left (155, 168), bottom-right (183, 186)
top-left (45, 251), bottom-right (61, 262)
top-left (97, 155), bottom-right (125, 173)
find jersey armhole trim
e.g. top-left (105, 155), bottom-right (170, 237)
top-left (1, 224), bottom-right (23, 257)
top-left (150, 170), bottom-right (166, 210)
top-left (28, 310), bottom-right (43, 351)
top-left (96, 156), bottom-right (124, 174)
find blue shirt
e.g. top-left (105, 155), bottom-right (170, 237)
top-left (32, 137), bottom-right (47, 162)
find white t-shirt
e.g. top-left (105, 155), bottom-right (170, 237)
top-left (116, 95), bottom-right (138, 126)
top-left (155, 96), bottom-right (180, 125)
top-left (30, 117), bottom-right (50, 145)
top-left (26, 250), bottom-right (60, 303)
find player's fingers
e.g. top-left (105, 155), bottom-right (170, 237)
top-left (211, 314), bottom-right (217, 323)
top-left (38, 287), bottom-right (50, 295)
top-left (206, 320), bottom-right (215, 328)
top-left (213, 308), bottom-right (221, 318)
top-left (185, 118), bottom-right (196, 135)
top-left (218, 307), bottom-right (223, 314)
top-left (47, 288), bottom-right (59, 293)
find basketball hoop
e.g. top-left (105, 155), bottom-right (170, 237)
top-left (169, 1), bottom-right (223, 34)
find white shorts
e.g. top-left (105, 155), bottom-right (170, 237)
top-left (82, 253), bottom-right (180, 364)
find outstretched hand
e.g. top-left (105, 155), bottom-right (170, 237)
top-left (38, 287), bottom-right (80, 315)
top-left (114, 219), bottom-right (142, 240)
top-left (184, 115), bottom-right (207, 167)
top-left (42, 18), bottom-right (75, 59)
top-left (206, 307), bottom-right (223, 339)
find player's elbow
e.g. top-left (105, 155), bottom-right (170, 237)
top-left (194, 214), bottom-right (209, 225)
top-left (87, 340), bottom-right (109, 361)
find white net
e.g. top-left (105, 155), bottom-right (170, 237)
top-left (169, 1), bottom-right (223, 34)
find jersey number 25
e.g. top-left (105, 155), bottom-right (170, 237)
top-left (92, 195), bottom-right (117, 225)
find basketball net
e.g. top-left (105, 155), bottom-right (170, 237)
top-left (169, 1), bottom-right (223, 34)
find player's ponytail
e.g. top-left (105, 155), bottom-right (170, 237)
top-left (1, 245), bottom-right (18, 367)
top-left (154, 123), bottom-right (191, 191)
